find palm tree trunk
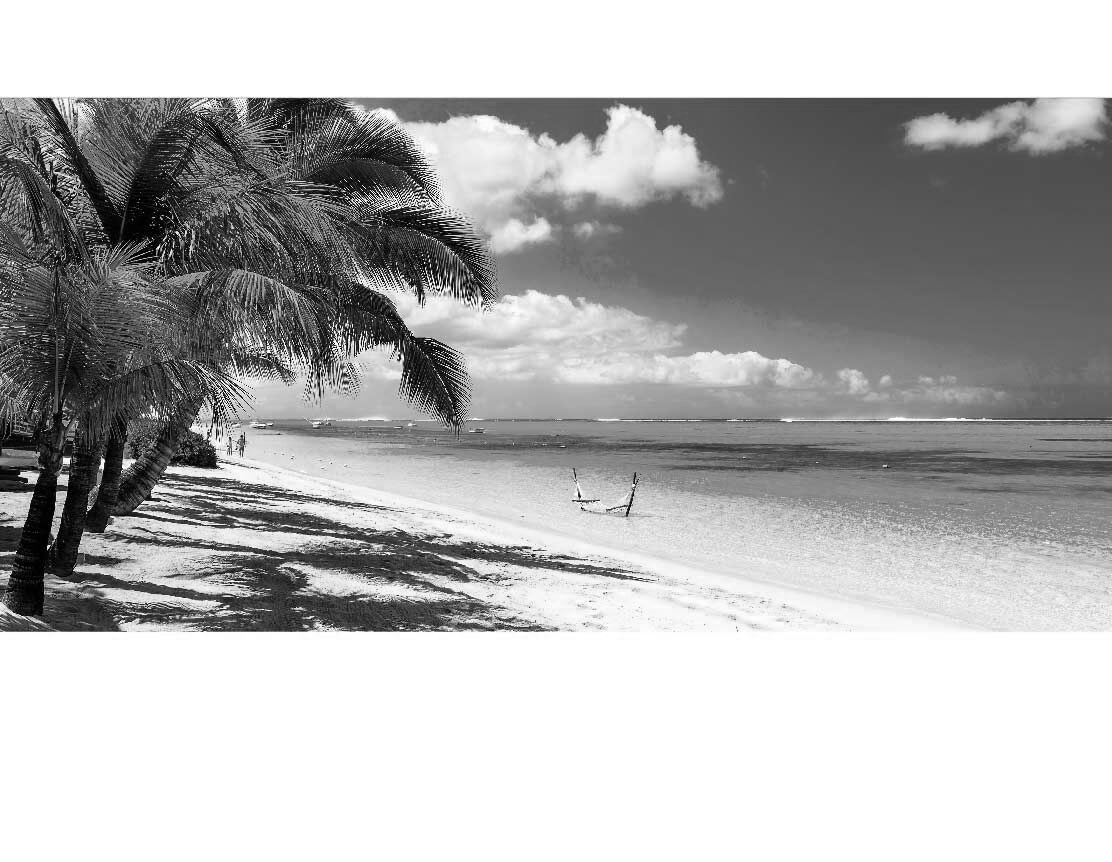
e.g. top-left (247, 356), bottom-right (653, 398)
top-left (49, 430), bottom-right (105, 576)
top-left (3, 416), bottom-right (65, 616)
top-left (113, 395), bottom-right (204, 516)
top-left (86, 422), bottom-right (127, 533)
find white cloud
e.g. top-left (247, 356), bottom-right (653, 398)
top-left (488, 217), bottom-right (554, 254)
top-left (544, 105), bottom-right (724, 208)
top-left (837, 368), bottom-right (871, 395)
top-left (381, 104), bottom-right (723, 254)
top-left (572, 220), bottom-right (622, 240)
top-left (562, 351), bottom-right (817, 388)
top-left (904, 98), bottom-right (1107, 154)
top-left (400, 290), bottom-right (685, 353)
top-left (388, 290), bottom-right (812, 388)
top-left (860, 374), bottom-right (1007, 407)
top-left (357, 290), bottom-right (1010, 414)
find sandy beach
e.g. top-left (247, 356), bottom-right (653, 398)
top-left (229, 419), bottom-right (1112, 630)
top-left (0, 452), bottom-right (957, 632)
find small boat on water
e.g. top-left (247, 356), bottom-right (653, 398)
top-left (405, 422), bottom-right (418, 428)
top-left (468, 427), bottom-right (486, 434)
top-left (308, 419), bottom-right (333, 428)
top-left (249, 420), bottom-right (274, 428)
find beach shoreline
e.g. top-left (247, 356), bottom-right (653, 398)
top-left (230, 419), bottom-right (1112, 630)
top-left (233, 454), bottom-right (966, 632)
top-left (0, 452), bottom-right (960, 632)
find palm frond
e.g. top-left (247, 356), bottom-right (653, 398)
top-left (0, 139), bottom-right (88, 262)
top-left (252, 99), bottom-right (440, 201)
top-left (31, 98), bottom-right (121, 240)
top-left (347, 191), bottom-right (497, 307)
top-left (166, 269), bottom-right (329, 365)
top-left (396, 337), bottom-right (470, 431)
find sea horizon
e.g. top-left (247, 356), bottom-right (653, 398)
top-left (257, 415), bottom-right (1112, 423)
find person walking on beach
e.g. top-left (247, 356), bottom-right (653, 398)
top-left (238, 433), bottom-right (246, 457)
top-left (226, 436), bottom-right (233, 457)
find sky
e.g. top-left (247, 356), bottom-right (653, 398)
top-left (253, 98), bottom-right (1112, 420)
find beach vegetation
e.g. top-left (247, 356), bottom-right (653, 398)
top-left (128, 426), bottom-right (217, 469)
top-left (1, 97), bottom-right (496, 616)
top-left (0, 235), bottom-right (245, 612)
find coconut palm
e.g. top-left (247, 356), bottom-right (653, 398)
top-left (105, 266), bottom-right (469, 519)
top-left (13, 98), bottom-right (495, 519)
top-left (2, 97), bottom-right (496, 609)
top-left (0, 228), bottom-right (246, 614)
top-left (1, 101), bottom-right (249, 596)
top-left (108, 99), bottom-right (495, 514)
top-left (52, 271), bottom-right (312, 571)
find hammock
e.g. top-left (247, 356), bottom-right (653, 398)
top-left (572, 469), bottom-right (639, 517)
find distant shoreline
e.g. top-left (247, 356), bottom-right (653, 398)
top-left (251, 416), bottom-right (1112, 424)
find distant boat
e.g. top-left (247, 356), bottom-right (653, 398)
top-left (249, 420), bottom-right (273, 428)
top-left (405, 422), bottom-right (418, 428)
top-left (391, 425), bottom-right (404, 429)
top-left (468, 428), bottom-right (486, 434)
top-left (308, 419), bottom-right (333, 428)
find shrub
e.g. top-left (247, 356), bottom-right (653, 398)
top-left (127, 427), bottom-right (218, 469)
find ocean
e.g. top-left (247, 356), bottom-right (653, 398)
top-left (234, 419), bottom-right (1112, 630)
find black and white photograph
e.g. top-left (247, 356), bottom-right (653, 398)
top-left (6, 95), bottom-right (1112, 632)
top-left (3, 5), bottom-right (1111, 860)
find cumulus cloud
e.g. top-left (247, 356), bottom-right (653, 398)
top-left (357, 290), bottom-right (1009, 414)
top-left (562, 351), bottom-right (817, 388)
top-left (401, 290), bottom-right (684, 356)
top-left (904, 98), bottom-right (1107, 154)
top-left (837, 368), bottom-right (871, 395)
top-left (488, 217), bottom-right (554, 254)
top-left (544, 105), bottom-right (724, 208)
top-left (382, 290), bottom-right (812, 388)
top-left (381, 104), bottom-right (723, 254)
top-left (859, 374), bottom-right (1008, 407)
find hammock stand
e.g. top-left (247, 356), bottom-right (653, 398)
top-left (572, 468), bottom-right (639, 517)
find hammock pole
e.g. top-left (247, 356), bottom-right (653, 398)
top-left (624, 473), bottom-right (638, 517)
top-left (572, 467), bottom-right (600, 504)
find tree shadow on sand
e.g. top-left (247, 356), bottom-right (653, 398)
top-left (59, 470), bottom-right (647, 631)
top-left (0, 524), bottom-right (20, 556)
top-left (2, 522), bottom-right (123, 631)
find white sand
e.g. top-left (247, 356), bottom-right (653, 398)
top-left (0, 456), bottom-right (964, 631)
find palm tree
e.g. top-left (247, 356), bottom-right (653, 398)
top-left (108, 99), bottom-right (496, 514)
top-left (13, 98), bottom-right (495, 519)
top-left (2, 98), bottom-right (497, 609)
top-left (51, 274), bottom-right (310, 571)
top-left (0, 229), bottom-right (245, 613)
top-left (107, 283), bottom-right (471, 517)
